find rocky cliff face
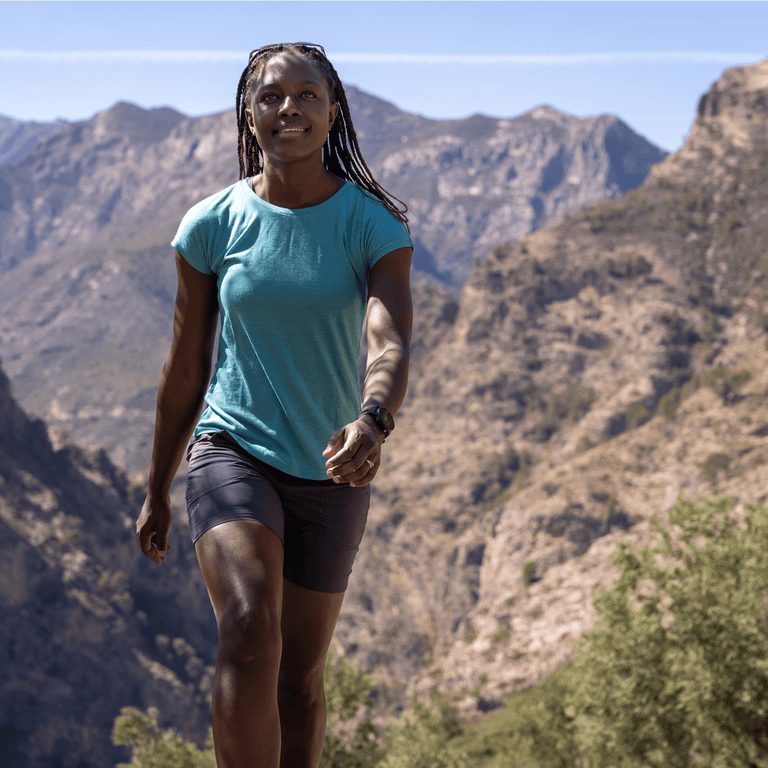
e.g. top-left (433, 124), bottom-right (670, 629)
top-left (0, 361), bottom-right (217, 767)
top-left (0, 88), bottom-right (662, 476)
top-left (375, 105), bottom-right (665, 285)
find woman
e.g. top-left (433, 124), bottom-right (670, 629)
top-left (135, 42), bottom-right (412, 768)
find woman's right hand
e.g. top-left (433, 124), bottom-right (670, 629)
top-left (136, 495), bottom-right (173, 565)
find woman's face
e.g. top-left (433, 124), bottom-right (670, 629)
top-left (245, 52), bottom-right (339, 169)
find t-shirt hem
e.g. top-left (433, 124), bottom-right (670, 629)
top-left (172, 242), bottom-right (214, 275)
top-left (223, 430), bottom-right (332, 481)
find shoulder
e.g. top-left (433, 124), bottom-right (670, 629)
top-left (345, 182), bottom-right (400, 219)
top-left (342, 182), bottom-right (410, 238)
top-left (340, 183), bottom-right (412, 267)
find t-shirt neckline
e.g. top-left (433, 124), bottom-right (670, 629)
top-left (240, 177), bottom-right (350, 215)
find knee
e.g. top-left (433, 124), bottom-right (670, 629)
top-left (218, 604), bottom-right (282, 667)
top-left (278, 662), bottom-right (325, 709)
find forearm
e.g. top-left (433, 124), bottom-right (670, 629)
top-left (360, 342), bottom-right (409, 418)
top-left (147, 359), bottom-right (210, 497)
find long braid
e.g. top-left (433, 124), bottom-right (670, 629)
top-left (235, 43), bottom-right (409, 229)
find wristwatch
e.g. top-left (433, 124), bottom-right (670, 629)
top-left (359, 406), bottom-right (394, 438)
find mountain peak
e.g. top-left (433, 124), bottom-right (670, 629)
top-left (694, 56), bottom-right (768, 146)
top-left (526, 104), bottom-right (569, 120)
top-left (650, 56), bottom-right (768, 184)
top-left (91, 101), bottom-right (187, 145)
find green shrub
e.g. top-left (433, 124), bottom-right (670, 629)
top-left (471, 445), bottom-right (532, 504)
top-left (320, 651), bottom-right (384, 768)
top-left (113, 707), bottom-right (215, 768)
top-left (701, 366), bottom-right (751, 404)
top-left (532, 384), bottom-right (595, 443)
top-left (700, 452), bottom-right (730, 483)
top-left (569, 495), bottom-right (768, 767)
top-left (379, 700), bottom-right (468, 768)
top-left (625, 402), bottom-right (651, 431)
top-left (657, 388), bottom-right (682, 420)
top-left (522, 561), bottom-right (537, 585)
top-left (457, 665), bottom-right (579, 768)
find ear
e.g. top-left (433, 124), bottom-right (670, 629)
top-left (245, 104), bottom-right (257, 136)
top-left (329, 102), bottom-right (339, 131)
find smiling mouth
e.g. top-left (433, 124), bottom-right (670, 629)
top-left (275, 127), bottom-right (308, 135)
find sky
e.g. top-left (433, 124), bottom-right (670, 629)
top-left (0, 1), bottom-right (766, 152)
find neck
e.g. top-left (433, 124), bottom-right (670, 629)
top-left (251, 156), bottom-right (341, 209)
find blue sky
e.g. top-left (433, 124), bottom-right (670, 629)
top-left (1, 1), bottom-right (766, 151)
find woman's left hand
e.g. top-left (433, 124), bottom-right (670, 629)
top-left (323, 417), bottom-right (382, 486)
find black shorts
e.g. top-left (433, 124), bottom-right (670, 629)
top-left (185, 431), bottom-right (370, 593)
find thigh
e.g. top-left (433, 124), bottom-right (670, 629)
top-left (279, 577), bottom-right (346, 687)
top-left (186, 431), bottom-right (286, 546)
top-left (196, 520), bottom-right (285, 630)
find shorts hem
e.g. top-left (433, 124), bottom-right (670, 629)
top-left (191, 511), bottom-right (285, 548)
top-left (283, 570), bottom-right (351, 594)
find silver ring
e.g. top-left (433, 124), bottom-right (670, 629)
top-left (366, 459), bottom-right (375, 469)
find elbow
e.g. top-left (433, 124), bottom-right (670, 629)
top-left (161, 355), bottom-right (212, 393)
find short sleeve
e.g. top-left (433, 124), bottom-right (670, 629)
top-left (171, 205), bottom-right (215, 275)
top-left (361, 196), bottom-right (413, 271)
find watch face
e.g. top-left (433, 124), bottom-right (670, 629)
top-left (379, 407), bottom-right (394, 432)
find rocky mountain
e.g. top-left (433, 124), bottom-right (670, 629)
top-left (0, 360), bottom-right (219, 767)
top-left (0, 87), bottom-right (663, 477)
top-left (0, 113), bottom-right (68, 166)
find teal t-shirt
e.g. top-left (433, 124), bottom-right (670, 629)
top-left (171, 179), bottom-right (412, 479)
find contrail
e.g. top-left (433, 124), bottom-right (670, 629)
top-left (0, 50), bottom-right (763, 66)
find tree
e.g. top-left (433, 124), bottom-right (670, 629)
top-left (569, 495), bottom-right (768, 767)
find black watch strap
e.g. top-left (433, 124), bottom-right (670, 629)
top-left (359, 406), bottom-right (394, 437)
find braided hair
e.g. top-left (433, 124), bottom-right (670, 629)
top-left (235, 42), bottom-right (409, 228)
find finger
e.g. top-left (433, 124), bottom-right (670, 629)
top-left (326, 441), bottom-right (367, 478)
top-left (332, 451), bottom-right (378, 484)
top-left (350, 460), bottom-right (377, 487)
top-left (327, 426), bottom-right (376, 468)
top-left (139, 533), bottom-right (155, 555)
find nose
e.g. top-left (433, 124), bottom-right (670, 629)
top-left (278, 95), bottom-right (300, 117)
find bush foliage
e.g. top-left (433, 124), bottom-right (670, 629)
top-left (570, 495), bottom-right (768, 767)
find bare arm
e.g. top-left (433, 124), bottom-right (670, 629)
top-left (323, 246), bottom-right (413, 486)
top-left (136, 251), bottom-right (219, 563)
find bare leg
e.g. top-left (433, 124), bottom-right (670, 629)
top-left (196, 521), bottom-right (285, 768)
top-left (278, 578), bottom-right (346, 768)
